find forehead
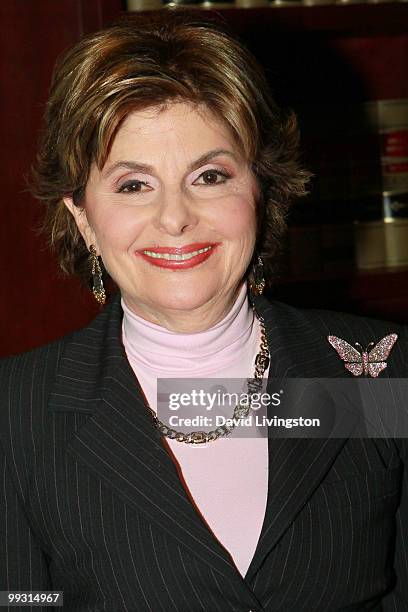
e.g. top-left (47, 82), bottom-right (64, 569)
top-left (106, 102), bottom-right (239, 163)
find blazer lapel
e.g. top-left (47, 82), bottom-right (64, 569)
top-left (48, 296), bottom-right (251, 585)
top-left (245, 295), bottom-right (360, 583)
top-left (48, 292), bottom-right (361, 589)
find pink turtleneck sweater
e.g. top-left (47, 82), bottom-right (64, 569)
top-left (121, 284), bottom-right (269, 578)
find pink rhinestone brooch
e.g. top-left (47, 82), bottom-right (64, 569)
top-left (327, 333), bottom-right (398, 377)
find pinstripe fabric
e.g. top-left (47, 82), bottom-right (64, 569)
top-left (1, 293), bottom-right (408, 611)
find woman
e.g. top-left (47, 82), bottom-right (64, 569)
top-left (1, 11), bottom-right (407, 612)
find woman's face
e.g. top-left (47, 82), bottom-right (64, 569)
top-left (65, 102), bottom-right (258, 330)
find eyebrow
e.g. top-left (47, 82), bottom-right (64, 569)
top-left (102, 148), bottom-right (238, 179)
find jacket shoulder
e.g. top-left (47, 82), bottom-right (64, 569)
top-left (0, 298), bottom-right (118, 440)
top-left (0, 297), bottom-right (116, 396)
top-left (0, 336), bottom-right (68, 502)
top-left (0, 300), bottom-right (115, 502)
top-left (0, 332), bottom-right (72, 407)
top-left (254, 294), bottom-right (408, 375)
top-left (303, 304), bottom-right (406, 365)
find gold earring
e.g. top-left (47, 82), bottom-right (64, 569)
top-left (89, 245), bottom-right (106, 305)
top-left (249, 256), bottom-right (266, 296)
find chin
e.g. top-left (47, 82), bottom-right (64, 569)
top-left (148, 277), bottom-right (223, 312)
top-left (153, 293), bottom-right (214, 313)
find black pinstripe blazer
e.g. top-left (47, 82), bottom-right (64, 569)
top-left (1, 293), bottom-right (408, 612)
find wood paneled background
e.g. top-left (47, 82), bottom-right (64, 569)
top-left (0, 1), bottom-right (124, 357)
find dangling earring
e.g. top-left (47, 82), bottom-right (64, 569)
top-left (89, 245), bottom-right (106, 305)
top-left (249, 256), bottom-right (266, 296)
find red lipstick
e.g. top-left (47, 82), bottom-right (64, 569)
top-left (136, 242), bottom-right (220, 269)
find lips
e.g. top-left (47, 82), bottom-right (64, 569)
top-left (136, 242), bottom-right (220, 269)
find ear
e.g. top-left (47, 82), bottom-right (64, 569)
top-left (63, 196), bottom-right (99, 251)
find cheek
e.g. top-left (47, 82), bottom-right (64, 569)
top-left (88, 204), bottom-right (147, 250)
top-left (211, 195), bottom-right (257, 242)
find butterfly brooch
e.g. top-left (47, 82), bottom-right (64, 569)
top-left (327, 333), bottom-right (398, 377)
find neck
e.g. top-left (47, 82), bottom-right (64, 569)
top-left (121, 283), bottom-right (256, 377)
top-left (121, 283), bottom-right (245, 333)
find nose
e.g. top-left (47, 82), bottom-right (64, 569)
top-left (153, 189), bottom-right (199, 236)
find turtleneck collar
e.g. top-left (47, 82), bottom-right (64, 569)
top-left (121, 283), bottom-right (255, 376)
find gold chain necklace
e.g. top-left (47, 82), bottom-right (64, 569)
top-left (147, 313), bottom-right (270, 444)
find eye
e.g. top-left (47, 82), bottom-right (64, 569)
top-left (117, 180), bottom-right (151, 194)
top-left (194, 169), bottom-right (231, 186)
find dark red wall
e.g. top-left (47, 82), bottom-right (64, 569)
top-left (0, 0), bottom-right (124, 357)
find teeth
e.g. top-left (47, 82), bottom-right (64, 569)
top-left (143, 246), bottom-right (212, 261)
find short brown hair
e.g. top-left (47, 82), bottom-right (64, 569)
top-left (31, 9), bottom-right (310, 285)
